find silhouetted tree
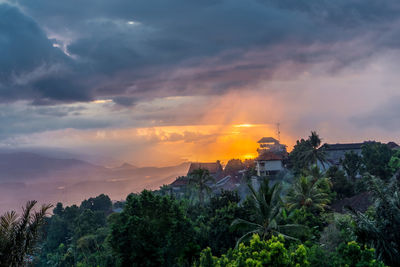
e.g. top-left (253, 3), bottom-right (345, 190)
top-left (0, 201), bottom-right (52, 266)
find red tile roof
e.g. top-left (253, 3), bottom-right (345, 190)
top-left (170, 177), bottom-right (189, 187)
top-left (187, 162), bottom-right (223, 175)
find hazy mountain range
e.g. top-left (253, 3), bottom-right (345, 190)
top-left (0, 151), bottom-right (189, 213)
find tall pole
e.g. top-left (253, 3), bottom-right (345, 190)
top-left (276, 123), bottom-right (281, 143)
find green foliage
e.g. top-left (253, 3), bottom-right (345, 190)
top-left (287, 208), bottom-right (329, 241)
top-left (306, 241), bottom-right (385, 267)
top-left (74, 209), bottom-right (107, 239)
top-left (333, 241), bottom-right (385, 267)
top-left (109, 190), bottom-right (197, 266)
top-left (185, 190), bottom-right (252, 257)
top-left (327, 166), bottom-right (354, 200)
top-left (80, 194), bottom-right (112, 213)
top-left (232, 180), bottom-right (306, 246)
top-left (290, 138), bottom-right (312, 175)
top-left (289, 131), bottom-right (327, 175)
top-left (351, 175), bottom-right (400, 266)
top-left (197, 235), bottom-right (384, 267)
top-left (389, 150), bottom-right (400, 173)
top-left (286, 175), bottom-right (331, 212)
top-left (340, 151), bottom-right (362, 182)
top-left (188, 168), bottom-right (215, 204)
top-left (0, 201), bottom-right (52, 266)
top-left (197, 234), bottom-right (310, 267)
top-left (319, 214), bottom-right (356, 252)
top-left (35, 195), bottom-right (115, 266)
top-left (361, 143), bottom-right (394, 180)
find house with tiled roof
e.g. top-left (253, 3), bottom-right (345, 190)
top-left (169, 161), bottom-right (223, 194)
top-left (255, 137), bottom-right (288, 176)
top-left (187, 161), bottom-right (223, 178)
top-left (170, 176), bottom-right (189, 192)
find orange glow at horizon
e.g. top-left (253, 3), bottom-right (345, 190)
top-left (26, 123), bottom-right (295, 167)
top-left (234, 124), bottom-right (255, 128)
top-left (129, 123), bottom-right (294, 165)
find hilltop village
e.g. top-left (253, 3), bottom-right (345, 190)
top-left (168, 135), bottom-right (400, 211)
top-left (8, 131), bottom-right (400, 266)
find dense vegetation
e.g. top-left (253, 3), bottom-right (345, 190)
top-left (1, 132), bottom-right (399, 266)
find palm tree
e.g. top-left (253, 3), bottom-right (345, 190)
top-left (307, 165), bottom-right (324, 181)
top-left (286, 175), bottom-right (331, 212)
top-left (232, 180), bottom-right (305, 247)
top-left (301, 131), bottom-right (328, 169)
top-left (188, 168), bottom-right (215, 204)
top-left (0, 200), bottom-right (52, 266)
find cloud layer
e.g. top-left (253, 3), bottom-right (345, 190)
top-left (1, 0), bottom-right (400, 163)
top-left (3, 0), bottom-right (400, 104)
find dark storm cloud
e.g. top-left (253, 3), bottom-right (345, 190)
top-left (2, 0), bottom-right (400, 105)
top-left (0, 3), bottom-right (93, 103)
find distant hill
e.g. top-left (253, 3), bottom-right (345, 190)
top-left (0, 152), bottom-right (105, 181)
top-left (0, 151), bottom-right (190, 213)
top-left (113, 162), bottom-right (138, 170)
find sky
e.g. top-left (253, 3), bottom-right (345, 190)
top-left (1, 0), bottom-right (400, 166)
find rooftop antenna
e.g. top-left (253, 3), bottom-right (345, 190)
top-left (276, 123), bottom-right (281, 143)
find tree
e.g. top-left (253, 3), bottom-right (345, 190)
top-left (289, 138), bottom-right (311, 174)
top-left (362, 142), bottom-right (394, 180)
top-left (327, 166), bottom-right (354, 200)
top-left (286, 175), bottom-right (331, 213)
top-left (333, 241), bottom-right (385, 267)
top-left (188, 168), bottom-right (215, 204)
top-left (74, 209), bottom-right (107, 240)
top-left (197, 235), bottom-right (385, 267)
top-left (289, 131), bottom-right (327, 174)
top-left (341, 151), bottom-right (362, 182)
top-left (0, 200), bottom-right (52, 266)
top-left (37, 197), bottom-right (115, 267)
top-left (197, 234), bottom-right (309, 267)
top-left (351, 175), bottom-right (400, 266)
top-left (389, 150), bottom-right (400, 173)
top-left (232, 180), bottom-right (304, 246)
top-left (109, 190), bottom-right (197, 266)
top-left (305, 131), bottom-right (327, 169)
top-left (80, 194), bottom-right (112, 213)
top-left (53, 203), bottom-right (64, 217)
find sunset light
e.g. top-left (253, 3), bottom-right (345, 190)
top-left (233, 124), bottom-right (255, 128)
top-left (2, 1), bottom-right (400, 264)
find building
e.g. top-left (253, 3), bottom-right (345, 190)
top-left (320, 142), bottom-right (365, 166)
top-left (255, 137), bottom-right (287, 176)
top-left (187, 161), bottom-right (223, 178)
top-left (257, 137), bottom-right (287, 155)
top-left (255, 152), bottom-right (285, 176)
top-left (170, 176), bottom-right (190, 194)
top-left (320, 141), bottom-right (400, 167)
top-left (170, 161), bottom-right (223, 194)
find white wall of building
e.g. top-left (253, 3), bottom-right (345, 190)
top-left (256, 160), bottom-right (283, 176)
